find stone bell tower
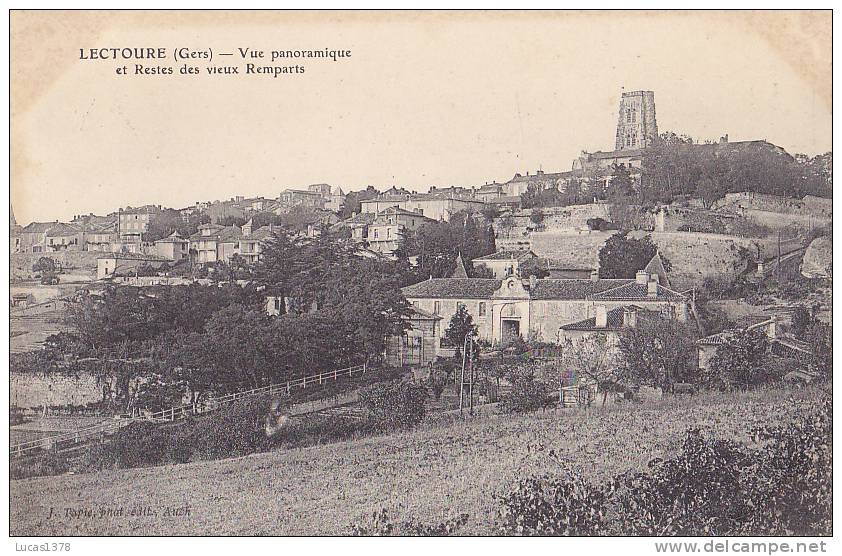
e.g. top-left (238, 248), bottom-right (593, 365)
top-left (614, 90), bottom-right (658, 151)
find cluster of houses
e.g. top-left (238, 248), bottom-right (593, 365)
top-left (385, 250), bottom-right (817, 389)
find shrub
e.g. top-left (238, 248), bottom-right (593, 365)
top-left (613, 430), bottom-right (754, 535)
top-left (268, 415), bottom-right (381, 450)
top-left (351, 508), bottom-right (470, 536)
top-left (10, 451), bottom-right (70, 480)
top-left (497, 474), bottom-right (610, 535)
top-left (427, 370), bottom-right (448, 401)
top-left (496, 399), bottom-right (831, 536)
top-left (186, 395), bottom-right (270, 460)
top-left (500, 368), bottom-right (554, 413)
top-left (360, 379), bottom-right (428, 430)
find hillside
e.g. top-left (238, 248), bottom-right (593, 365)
top-left (10, 385), bottom-right (823, 536)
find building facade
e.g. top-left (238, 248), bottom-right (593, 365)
top-left (402, 270), bottom-right (689, 346)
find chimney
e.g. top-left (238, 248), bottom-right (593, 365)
top-left (635, 270), bottom-right (649, 285)
top-left (529, 274), bottom-right (537, 289)
top-left (623, 307), bottom-right (637, 328)
top-left (590, 269), bottom-right (599, 281)
top-left (595, 305), bottom-right (608, 328)
top-left (647, 279), bottom-right (658, 298)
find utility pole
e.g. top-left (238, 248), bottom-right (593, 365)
top-left (458, 334), bottom-right (475, 417)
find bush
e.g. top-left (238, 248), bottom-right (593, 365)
top-left (427, 370), bottom-right (448, 401)
top-left (496, 399), bottom-right (831, 536)
top-left (497, 474), bottom-right (610, 535)
top-left (351, 508), bottom-right (470, 536)
top-left (500, 366), bottom-right (554, 413)
top-left (186, 395), bottom-right (270, 460)
top-left (360, 379), bottom-right (428, 430)
top-left (268, 415), bottom-right (381, 450)
top-left (10, 451), bottom-right (70, 480)
top-left (77, 396), bottom-right (272, 471)
top-left (613, 430), bottom-right (754, 535)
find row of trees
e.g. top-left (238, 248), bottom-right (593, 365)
top-left (19, 228), bottom-right (418, 412)
top-left (400, 211), bottom-right (497, 278)
top-left (517, 132), bottom-right (832, 211)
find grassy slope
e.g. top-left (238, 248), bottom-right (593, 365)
top-left (10, 385), bottom-right (824, 536)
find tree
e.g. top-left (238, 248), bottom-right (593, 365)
top-left (618, 318), bottom-right (699, 390)
top-left (607, 164), bottom-right (636, 199)
top-left (338, 186), bottom-right (379, 219)
top-left (481, 205), bottom-right (500, 221)
top-left (519, 258), bottom-right (550, 279)
top-left (558, 334), bottom-right (625, 405)
top-left (403, 211), bottom-right (496, 278)
top-left (529, 209), bottom-right (545, 228)
top-left (32, 256), bottom-right (56, 274)
top-left (598, 233), bottom-right (670, 279)
top-left (705, 329), bottom-right (775, 389)
top-left (443, 304), bottom-right (478, 348)
top-left (470, 262), bottom-right (496, 278)
top-left (200, 304), bottom-right (277, 389)
top-left (217, 215), bottom-right (247, 228)
top-left (360, 379), bottom-right (428, 430)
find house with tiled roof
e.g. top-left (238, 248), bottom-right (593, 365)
top-left (154, 231), bottom-right (189, 262)
top-left (472, 250), bottom-right (537, 278)
top-left (44, 223), bottom-right (85, 251)
top-left (359, 193), bottom-right (485, 222)
top-left (384, 306), bottom-right (443, 367)
top-left (96, 252), bottom-right (171, 279)
top-left (696, 315), bottom-right (814, 373)
top-left (189, 224), bottom-right (243, 264)
top-left (402, 267), bottom-right (689, 345)
top-left (18, 222), bottom-right (59, 253)
top-left (365, 206), bottom-right (435, 254)
top-left (238, 220), bottom-right (280, 264)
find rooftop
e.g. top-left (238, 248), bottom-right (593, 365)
top-left (590, 281), bottom-right (688, 302)
top-left (560, 305), bottom-right (647, 331)
top-left (474, 250), bottom-right (536, 262)
top-left (97, 252), bottom-right (171, 261)
top-left (402, 278), bottom-right (503, 299)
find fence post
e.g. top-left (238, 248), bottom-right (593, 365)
top-left (334, 370), bottom-right (338, 380)
top-left (319, 373), bottom-right (323, 385)
top-left (287, 382), bottom-right (291, 395)
top-left (303, 377), bottom-right (306, 389)
top-left (364, 360), bottom-right (367, 374)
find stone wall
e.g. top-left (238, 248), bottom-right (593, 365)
top-left (493, 203), bottom-right (611, 238)
top-left (11, 251), bottom-right (100, 280)
top-left (11, 371), bottom-right (104, 410)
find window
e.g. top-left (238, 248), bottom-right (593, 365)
top-left (479, 302), bottom-right (487, 317)
top-left (433, 301), bottom-right (441, 315)
top-left (374, 230), bottom-right (379, 239)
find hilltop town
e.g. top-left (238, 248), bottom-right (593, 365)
top-left (10, 89), bottom-right (833, 536)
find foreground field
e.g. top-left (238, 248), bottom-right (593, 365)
top-left (10, 385), bottom-right (825, 535)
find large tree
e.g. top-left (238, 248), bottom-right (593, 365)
top-left (598, 233), bottom-right (670, 279)
top-left (617, 318), bottom-right (699, 389)
top-left (704, 329), bottom-right (774, 389)
top-left (403, 211), bottom-right (496, 278)
top-left (444, 304), bottom-right (478, 348)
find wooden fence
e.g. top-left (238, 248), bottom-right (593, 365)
top-left (10, 362), bottom-right (367, 459)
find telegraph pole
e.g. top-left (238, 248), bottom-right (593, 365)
top-left (458, 334), bottom-right (475, 417)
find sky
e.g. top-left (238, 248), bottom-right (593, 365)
top-left (10, 10), bottom-right (831, 226)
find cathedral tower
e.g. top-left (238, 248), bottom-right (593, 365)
top-left (614, 90), bottom-right (658, 151)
